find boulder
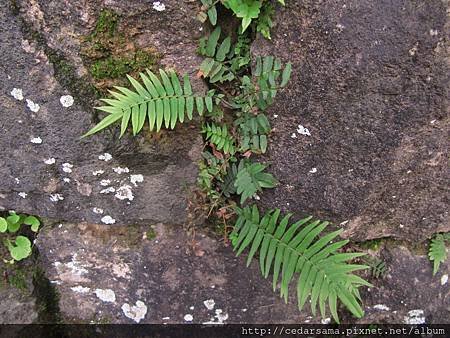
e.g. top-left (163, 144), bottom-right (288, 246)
top-left (253, 0), bottom-right (449, 242)
top-left (0, 0), bottom-right (205, 226)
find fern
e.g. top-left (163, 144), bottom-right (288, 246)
top-left (428, 234), bottom-right (448, 275)
top-left (219, 162), bottom-right (239, 197)
top-left (82, 69), bottom-right (213, 137)
top-left (362, 256), bottom-right (387, 279)
top-left (231, 205), bottom-right (371, 323)
top-left (199, 0), bottom-right (218, 26)
top-left (202, 123), bottom-right (236, 155)
top-left (235, 113), bottom-right (271, 153)
top-left (234, 160), bottom-right (277, 204)
top-left (199, 27), bottom-right (236, 83)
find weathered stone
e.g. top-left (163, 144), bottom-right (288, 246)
top-left (253, 0), bottom-right (449, 242)
top-left (355, 245), bottom-right (450, 324)
top-left (0, 0), bottom-right (205, 225)
top-left (36, 222), bottom-right (318, 323)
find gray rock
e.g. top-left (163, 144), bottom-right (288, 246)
top-left (0, 0), bottom-right (205, 225)
top-left (357, 245), bottom-right (450, 324)
top-left (253, 0), bottom-right (449, 242)
top-left (36, 222), bottom-right (317, 323)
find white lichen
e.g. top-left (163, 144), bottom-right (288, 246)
top-left (183, 314), bottom-right (193, 322)
top-left (63, 178), bottom-right (71, 183)
top-left (130, 174), bottom-right (144, 186)
top-left (98, 153), bottom-right (112, 162)
top-left (100, 187), bottom-right (115, 194)
top-left (291, 133), bottom-right (297, 138)
top-left (92, 207), bottom-right (104, 214)
top-left (309, 167), bottom-right (317, 173)
top-left (99, 179), bottom-right (111, 186)
top-left (49, 193), bottom-right (64, 202)
top-left (441, 274), bottom-right (448, 286)
top-left (71, 285), bottom-right (90, 293)
top-left (10, 88), bottom-right (23, 101)
top-left (122, 301), bottom-right (147, 323)
top-left (373, 304), bottom-right (390, 311)
top-left (18, 192), bottom-right (27, 199)
top-left (60, 95), bottom-right (74, 107)
top-left (62, 162), bottom-right (73, 173)
top-left (95, 289), bottom-right (116, 303)
top-left (404, 309), bottom-right (425, 324)
top-left (101, 215), bottom-right (116, 224)
top-left (113, 167), bottom-right (130, 174)
top-left (44, 158), bottom-right (56, 165)
top-left (92, 170), bottom-right (105, 176)
top-left (297, 124), bottom-right (311, 136)
top-left (115, 185), bottom-right (134, 201)
top-left (30, 137), bottom-right (42, 144)
top-left (26, 99), bottom-right (40, 112)
top-left (152, 1), bottom-right (166, 11)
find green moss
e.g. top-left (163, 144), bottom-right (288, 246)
top-left (81, 9), bottom-right (160, 90)
top-left (359, 238), bottom-right (383, 251)
top-left (146, 227), bottom-right (157, 240)
top-left (90, 50), bottom-right (158, 80)
top-left (92, 10), bottom-right (119, 38)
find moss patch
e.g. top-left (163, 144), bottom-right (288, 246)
top-left (81, 9), bottom-right (160, 92)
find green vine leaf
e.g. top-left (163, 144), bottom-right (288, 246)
top-left (7, 236), bottom-right (32, 261)
top-left (224, 0), bottom-right (262, 32)
top-left (0, 217), bottom-right (7, 233)
top-left (24, 216), bottom-right (41, 232)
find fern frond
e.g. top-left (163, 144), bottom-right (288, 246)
top-left (199, 27), bottom-right (235, 83)
top-left (82, 69), bottom-right (213, 137)
top-left (429, 234), bottom-right (448, 275)
top-left (234, 160), bottom-right (277, 204)
top-left (219, 162), bottom-right (239, 197)
top-left (253, 56), bottom-right (292, 110)
top-left (202, 123), bottom-right (236, 155)
top-left (231, 205), bottom-right (372, 323)
top-left (236, 113), bottom-right (271, 153)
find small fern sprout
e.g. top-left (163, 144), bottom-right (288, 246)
top-left (82, 69), bottom-right (214, 138)
top-left (428, 234), bottom-right (449, 275)
top-left (231, 205), bottom-right (372, 323)
top-left (202, 122), bottom-right (236, 155)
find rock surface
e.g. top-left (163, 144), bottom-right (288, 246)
top-left (36, 222), bottom-right (316, 324)
top-left (254, 0), bottom-right (449, 242)
top-left (0, 0), bottom-right (204, 226)
top-left (357, 245), bottom-right (450, 324)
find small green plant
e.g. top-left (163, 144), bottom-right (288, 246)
top-left (362, 256), bottom-right (387, 279)
top-left (428, 233), bottom-right (449, 275)
top-left (230, 205), bottom-right (371, 323)
top-left (0, 212), bottom-right (40, 262)
top-left (202, 123), bottom-right (236, 155)
top-left (234, 160), bottom-right (277, 204)
top-left (82, 69), bottom-right (215, 137)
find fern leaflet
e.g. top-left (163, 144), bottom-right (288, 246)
top-left (202, 123), bottom-right (236, 155)
top-left (234, 160), bottom-right (277, 204)
top-left (231, 205), bottom-right (371, 323)
top-left (82, 69), bottom-right (213, 137)
top-left (429, 234), bottom-right (448, 275)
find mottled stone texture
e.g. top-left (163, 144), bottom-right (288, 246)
top-left (36, 222), bottom-right (314, 324)
top-left (0, 0), bottom-right (205, 225)
top-left (254, 0), bottom-right (449, 242)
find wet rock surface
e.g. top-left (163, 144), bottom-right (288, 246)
top-left (36, 222), bottom-right (315, 324)
top-left (0, 0), bottom-right (204, 225)
top-left (254, 0), bottom-right (449, 242)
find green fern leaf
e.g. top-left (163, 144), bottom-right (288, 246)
top-left (82, 69), bottom-right (210, 137)
top-left (202, 123), bottom-right (236, 155)
top-left (231, 205), bottom-right (371, 323)
top-left (429, 234), bottom-right (448, 275)
top-left (234, 160), bottom-right (277, 204)
top-left (224, 0), bottom-right (262, 32)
